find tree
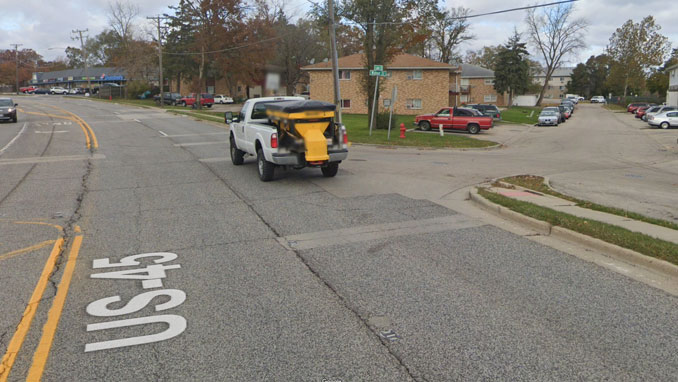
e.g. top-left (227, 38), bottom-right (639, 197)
top-left (464, 46), bottom-right (502, 69)
top-left (428, 6), bottom-right (473, 64)
top-left (646, 49), bottom-right (678, 96)
top-left (342, 0), bottom-right (408, 119)
top-left (606, 16), bottom-right (670, 97)
top-left (493, 30), bottom-right (530, 107)
top-left (273, 17), bottom-right (323, 95)
top-left (0, 49), bottom-right (43, 88)
top-left (566, 63), bottom-right (589, 97)
top-left (526, 3), bottom-right (587, 105)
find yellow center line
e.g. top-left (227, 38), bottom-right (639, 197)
top-left (16, 108), bottom-right (92, 150)
top-left (27, 233), bottom-right (84, 381)
top-left (11, 221), bottom-right (64, 233)
top-left (41, 104), bottom-right (99, 149)
top-left (0, 240), bottom-right (57, 262)
top-left (0, 238), bottom-right (63, 382)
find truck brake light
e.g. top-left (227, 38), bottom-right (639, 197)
top-left (271, 133), bottom-right (278, 148)
top-left (342, 127), bottom-right (348, 144)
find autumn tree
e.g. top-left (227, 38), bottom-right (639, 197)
top-left (493, 30), bottom-right (530, 107)
top-left (606, 16), bottom-right (671, 98)
top-left (464, 46), bottom-right (502, 69)
top-left (0, 49), bottom-right (43, 89)
top-left (341, 0), bottom-right (408, 118)
top-left (273, 17), bottom-right (324, 95)
top-left (428, 6), bottom-right (473, 64)
top-left (525, 3), bottom-right (587, 105)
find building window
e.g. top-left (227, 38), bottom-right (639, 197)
top-left (460, 95), bottom-right (468, 103)
top-left (339, 70), bottom-right (351, 80)
top-left (484, 78), bottom-right (494, 85)
top-left (340, 99), bottom-right (351, 109)
top-left (560, 77), bottom-right (565, 81)
top-left (484, 94), bottom-right (497, 102)
top-left (409, 70), bottom-right (423, 80)
top-left (560, 86), bottom-right (564, 90)
top-left (406, 99), bottom-right (422, 109)
top-left (383, 99), bottom-right (391, 107)
top-left (237, 86), bottom-right (242, 92)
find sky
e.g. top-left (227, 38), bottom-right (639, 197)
top-left (1, 0), bottom-right (676, 67)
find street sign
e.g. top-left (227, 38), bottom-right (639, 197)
top-left (374, 65), bottom-right (383, 71)
top-left (370, 70), bottom-right (390, 77)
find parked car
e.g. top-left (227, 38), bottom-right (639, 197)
top-left (646, 106), bottom-right (677, 121)
top-left (543, 106), bottom-right (565, 123)
top-left (215, 95), bottom-right (234, 104)
top-left (49, 86), bottom-right (69, 95)
top-left (154, 92), bottom-right (182, 106)
top-left (0, 98), bottom-right (18, 123)
top-left (466, 104), bottom-right (502, 120)
top-left (635, 106), bottom-right (653, 119)
top-left (627, 102), bottom-right (652, 113)
top-left (180, 93), bottom-right (214, 108)
top-left (648, 111), bottom-right (678, 129)
top-left (20, 86), bottom-right (38, 93)
top-left (560, 100), bottom-right (575, 113)
top-left (68, 88), bottom-right (85, 95)
top-left (537, 110), bottom-right (559, 126)
top-left (640, 106), bottom-right (661, 121)
top-left (415, 107), bottom-right (493, 134)
top-left (32, 88), bottom-right (50, 95)
top-left (591, 96), bottom-right (606, 103)
top-left (558, 105), bottom-right (571, 120)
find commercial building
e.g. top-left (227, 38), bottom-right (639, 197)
top-left (30, 67), bottom-right (127, 88)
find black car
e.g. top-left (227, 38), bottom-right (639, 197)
top-left (466, 104), bottom-right (502, 120)
top-left (0, 98), bottom-right (18, 123)
top-left (154, 92), bottom-right (182, 106)
top-left (32, 88), bottom-right (50, 94)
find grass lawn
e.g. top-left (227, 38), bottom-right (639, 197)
top-left (478, 188), bottom-right (678, 266)
top-left (500, 175), bottom-right (678, 231)
top-left (499, 107), bottom-right (541, 125)
top-left (603, 103), bottom-right (627, 112)
top-left (170, 110), bottom-right (224, 123)
top-left (342, 114), bottom-right (497, 148)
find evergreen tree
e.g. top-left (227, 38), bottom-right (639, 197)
top-left (493, 30), bottom-right (530, 107)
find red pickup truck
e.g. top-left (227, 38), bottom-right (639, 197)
top-left (20, 86), bottom-right (38, 93)
top-left (415, 107), bottom-right (493, 134)
top-left (179, 93), bottom-right (214, 108)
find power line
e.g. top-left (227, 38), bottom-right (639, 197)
top-left (162, 36), bottom-right (282, 56)
top-left (147, 15), bottom-right (169, 107)
top-left (10, 44), bottom-right (23, 94)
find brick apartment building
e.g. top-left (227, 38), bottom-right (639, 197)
top-left (533, 67), bottom-right (574, 100)
top-left (303, 53), bottom-right (510, 114)
top-left (303, 53), bottom-right (459, 115)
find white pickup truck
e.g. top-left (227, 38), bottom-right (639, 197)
top-left (226, 96), bottom-right (349, 181)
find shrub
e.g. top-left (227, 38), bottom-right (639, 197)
top-left (374, 110), bottom-right (396, 130)
top-left (126, 81), bottom-right (152, 99)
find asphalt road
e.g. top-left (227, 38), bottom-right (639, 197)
top-left (0, 96), bottom-right (676, 381)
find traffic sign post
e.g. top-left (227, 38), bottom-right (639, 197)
top-left (387, 85), bottom-right (397, 140)
top-left (369, 66), bottom-right (390, 136)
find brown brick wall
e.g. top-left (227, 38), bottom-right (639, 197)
top-left (308, 69), bottom-right (449, 115)
top-left (466, 78), bottom-right (507, 107)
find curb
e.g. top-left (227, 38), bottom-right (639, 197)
top-left (469, 187), bottom-right (678, 279)
top-left (350, 141), bottom-right (503, 151)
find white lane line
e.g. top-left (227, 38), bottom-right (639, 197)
top-left (0, 123), bottom-right (28, 157)
top-left (35, 131), bottom-right (69, 134)
top-left (158, 130), bottom-right (168, 137)
top-left (134, 119), bottom-right (141, 123)
top-left (174, 141), bottom-right (228, 147)
top-left (163, 132), bottom-right (227, 138)
top-left (280, 215), bottom-right (485, 250)
top-left (0, 154), bottom-right (106, 166)
top-left (199, 157), bottom-right (229, 163)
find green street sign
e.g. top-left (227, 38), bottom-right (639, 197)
top-left (373, 65), bottom-right (383, 71)
top-left (370, 70), bottom-right (390, 77)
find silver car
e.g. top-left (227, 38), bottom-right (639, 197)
top-left (648, 111), bottom-right (678, 129)
top-left (538, 110), bottom-right (559, 126)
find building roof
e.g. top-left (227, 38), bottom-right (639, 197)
top-left (458, 63), bottom-right (494, 78)
top-left (33, 67), bottom-right (126, 83)
top-left (534, 67), bottom-right (574, 77)
top-left (302, 53), bottom-right (457, 70)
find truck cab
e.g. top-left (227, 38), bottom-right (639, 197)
top-left (226, 97), bottom-right (348, 181)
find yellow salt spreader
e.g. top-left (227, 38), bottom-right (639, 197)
top-left (265, 100), bottom-right (348, 177)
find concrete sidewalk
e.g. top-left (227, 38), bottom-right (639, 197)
top-left (489, 185), bottom-right (678, 245)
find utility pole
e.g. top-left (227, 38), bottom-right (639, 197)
top-left (11, 44), bottom-right (23, 94)
top-left (328, 0), bottom-right (342, 124)
top-left (72, 29), bottom-right (90, 92)
top-left (147, 15), bottom-right (168, 108)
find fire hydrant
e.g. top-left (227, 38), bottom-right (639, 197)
top-left (399, 123), bottom-right (406, 139)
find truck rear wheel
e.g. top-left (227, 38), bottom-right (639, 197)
top-left (321, 162), bottom-right (339, 177)
top-left (230, 136), bottom-right (245, 165)
top-left (257, 148), bottom-right (275, 181)
top-left (467, 124), bottom-right (480, 134)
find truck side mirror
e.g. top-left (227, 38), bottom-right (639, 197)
top-left (224, 111), bottom-right (233, 123)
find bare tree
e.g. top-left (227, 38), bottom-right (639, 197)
top-left (526, 4), bottom-right (587, 105)
top-left (108, 1), bottom-right (140, 48)
top-left (430, 6), bottom-right (473, 64)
